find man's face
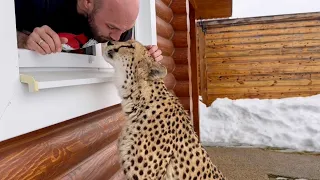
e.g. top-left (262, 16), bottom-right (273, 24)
top-left (87, 0), bottom-right (137, 43)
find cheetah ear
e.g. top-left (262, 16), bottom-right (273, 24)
top-left (148, 61), bottom-right (167, 80)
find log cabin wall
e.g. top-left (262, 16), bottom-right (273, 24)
top-left (0, 105), bottom-right (126, 180)
top-left (0, 1), bottom-right (192, 179)
top-left (201, 12), bottom-right (320, 106)
top-left (156, 0), bottom-right (191, 113)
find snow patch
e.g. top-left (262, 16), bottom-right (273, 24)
top-left (200, 95), bottom-right (320, 152)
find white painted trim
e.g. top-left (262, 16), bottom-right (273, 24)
top-left (19, 68), bottom-right (115, 92)
top-left (0, 0), bottom-right (157, 142)
top-left (0, 0), bottom-right (121, 143)
top-left (18, 48), bottom-right (111, 68)
top-left (134, 0), bottom-right (157, 45)
top-left (0, 81), bottom-right (121, 142)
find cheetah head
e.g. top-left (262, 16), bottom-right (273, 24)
top-left (101, 40), bottom-right (167, 95)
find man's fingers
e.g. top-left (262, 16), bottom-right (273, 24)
top-left (60, 37), bottom-right (68, 44)
top-left (30, 32), bottom-right (51, 54)
top-left (148, 45), bottom-right (158, 54)
top-left (153, 49), bottom-right (162, 58)
top-left (155, 55), bottom-right (163, 62)
top-left (27, 39), bottom-right (46, 55)
top-left (146, 45), bottom-right (163, 61)
top-left (42, 25), bottom-right (62, 52)
top-left (37, 28), bottom-right (56, 53)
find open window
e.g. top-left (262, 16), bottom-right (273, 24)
top-left (0, 0), bottom-right (156, 142)
top-left (18, 0), bottom-right (157, 93)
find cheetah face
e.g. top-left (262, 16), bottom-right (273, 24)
top-left (102, 40), bottom-right (167, 89)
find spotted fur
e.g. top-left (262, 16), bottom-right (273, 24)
top-left (102, 40), bottom-right (226, 180)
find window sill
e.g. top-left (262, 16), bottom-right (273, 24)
top-left (20, 69), bottom-right (114, 92)
top-left (18, 45), bottom-right (108, 68)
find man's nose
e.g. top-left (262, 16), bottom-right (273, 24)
top-left (110, 30), bottom-right (124, 41)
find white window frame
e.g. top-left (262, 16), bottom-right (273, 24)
top-left (0, 0), bottom-right (157, 142)
top-left (134, 0), bottom-right (157, 46)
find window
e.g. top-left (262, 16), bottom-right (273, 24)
top-left (0, 0), bottom-right (157, 142)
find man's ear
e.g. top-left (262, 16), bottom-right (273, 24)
top-left (148, 61), bottom-right (167, 80)
top-left (83, 0), bottom-right (94, 12)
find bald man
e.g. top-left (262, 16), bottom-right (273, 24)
top-left (14, 0), bottom-right (163, 61)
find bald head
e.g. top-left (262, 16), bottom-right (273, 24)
top-left (101, 0), bottom-right (139, 30)
top-left (78, 0), bottom-right (140, 42)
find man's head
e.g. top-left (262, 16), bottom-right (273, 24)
top-left (78, 0), bottom-right (139, 42)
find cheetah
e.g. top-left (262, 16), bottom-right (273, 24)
top-left (102, 40), bottom-right (226, 180)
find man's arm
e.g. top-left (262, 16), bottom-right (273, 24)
top-left (16, 31), bottom-right (31, 49)
top-left (14, 1), bottom-right (67, 54)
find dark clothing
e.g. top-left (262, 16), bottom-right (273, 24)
top-left (14, 0), bottom-right (132, 42)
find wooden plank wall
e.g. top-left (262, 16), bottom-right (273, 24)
top-left (156, 0), bottom-right (191, 112)
top-left (197, 26), bottom-right (208, 104)
top-left (201, 12), bottom-right (320, 106)
top-left (0, 105), bottom-right (126, 180)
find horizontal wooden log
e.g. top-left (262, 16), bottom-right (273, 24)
top-left (208, 66), bottom-right (320, 76)
top-left (208, 59), bottom-right (320, 75)
top-left (170, 0), bottom-right (187, 14)
top-left (163, 73), bottom-right (177, 90)
top-left (203, 12), bottom-right (320, 27)
top-left (206, 26), bottom-right (320, 39)
top-left (172, 48), bottom-right (188, 64)
top-left (208, 91), bottom-right (320, 102)
top-left (173, 64), bottom-right (189, 81)
top-left (171, 14), bottom-right (187, 31)
top-left (207, 33), bottom-right (320, 46)
top-left (156, 0), bottom-right (173, 23)
top-left (157, 35), bottom-right (175, 56)
top-left (57, 140), bottom-right (121, 180)
top-left (161, 0), bottom-right (172, 6)
top-left (0, 106), bottom-right (125, 180)
top-left (209, 59), bottom-right (320, 69)
top-left (205, 46), bottom-right (320, 58)
top-left (207, 20), bottom-right (320, 34)
top-left (208, 68), bottom-right (320, 77)
top-left (160, 56), bottom-right (175, 73)
top-left (206, 53), bottom-right (320, 64)
top-left (206, 40), bottom-right (320, 51)
top-left (208, 85), bottom-right (320, 95)
top-left (169, 89), bottom-right (177, 96)
top-left (208, 78), bottom-right (320, 88)
top-left (174, 81), bottom-right (190, 97)
top-left (156, 16), bottom-right (174, 39)
top-left (177, 97), bottom-right (190, 110)
top-left (172, 31), bottom-right (188, 48)
top-left (208, 73), bottom-right (312, 83)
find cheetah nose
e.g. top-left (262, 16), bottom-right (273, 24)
top-left (107, 41), bottom-right (114, 46)
top-left (108, 49), bottom-right (115, 58)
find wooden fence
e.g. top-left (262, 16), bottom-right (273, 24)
top-left (199, 12), bottom-right (320, 106)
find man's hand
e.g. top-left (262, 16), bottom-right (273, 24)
top-left (18, 25), bottom-right (68, 55)
top-left (146, 45), bottom-right (163, 62)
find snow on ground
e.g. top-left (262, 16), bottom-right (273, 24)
top-left (199, 95), bottom-right (320, 152)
